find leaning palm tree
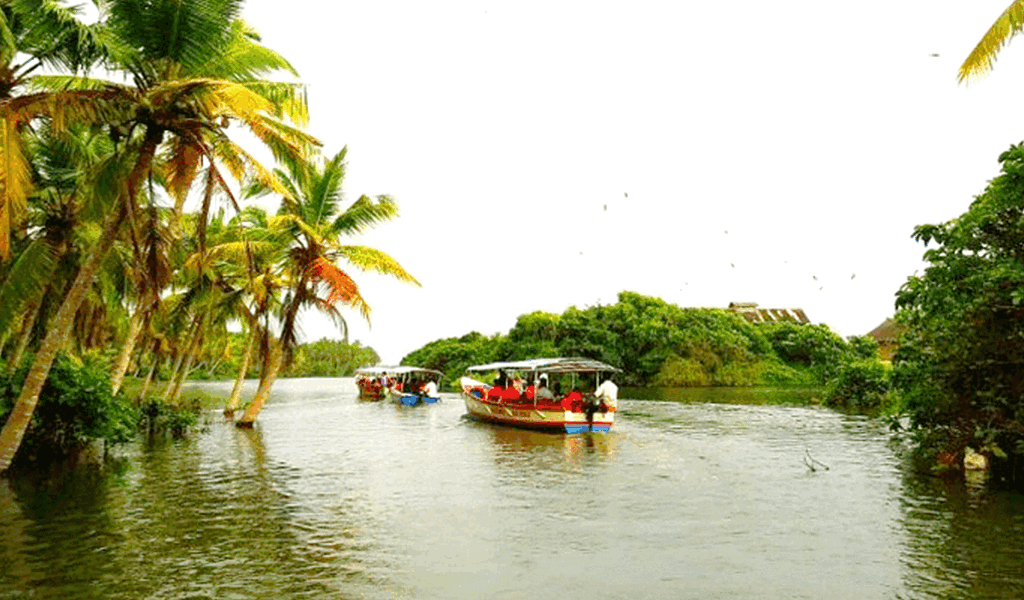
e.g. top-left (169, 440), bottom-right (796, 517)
top-left (959, 1), bottom-right (1024, 83)
top-left (0, 0), bottom-right (316, 472)
top-left (235, 148), bottom-right (420, 426)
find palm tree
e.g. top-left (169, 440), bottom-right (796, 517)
top-left (0, 0), bottom-right (315, 472)
top-left (235, 148), bottom-right (420, 426)
top-left (959, 1), bottom-right (1024, 83)
top-left (0, 0), bottom-right (115, 261)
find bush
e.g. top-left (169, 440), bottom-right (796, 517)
top-left (655, 354), bottom-right (710, 386)
top-left (825, 359), bottom-right (891, 410)
top-left (0, 354), bottom-right (137, 465)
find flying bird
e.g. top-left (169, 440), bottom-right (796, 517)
top-left (851, 273), bottom-right (856, 279)
top-left (812, 275), bottom-right (817, 281)
top-left (929, 53), bottom-right (939, 57)
top-left (624, 192), bottom-right (628, 198)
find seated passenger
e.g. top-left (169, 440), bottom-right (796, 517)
top-left (523, 380), bottom-right (536, 401)
top-left (561, 387), bottom-right (583, 412)
top-left (487, 379), bottom-right (504, 401)
top-left (536, 379), bottom-right (555, 401)
top-left (501, 384), bottom-right (522, 402)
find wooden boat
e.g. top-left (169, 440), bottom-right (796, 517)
top-left (460, 357), bottom-right (620, 433)
top-left (355, 365), bottom-right (443, 405)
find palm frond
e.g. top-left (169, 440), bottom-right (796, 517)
top-left (241, 80), bottom-right (309, 127)
top-left (0, 113), bottom-right (32, 261)
top-left (959, 0), bottom-right (1024, 83)
top-left (331, 194), bottom-right (399, 237)
top-left (0, 237), bottom-right (57, 338)
top-left (308, 256), bottom-right (370, 320)
top-left (335, 245), bottom-right (420, 286)
top-left (106, 0), bottom-right (244, 70)
top-left (9, 0), bottom-right (123, 72)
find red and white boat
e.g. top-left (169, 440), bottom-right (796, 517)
top-left (460, 357), bottom-right (620, 434)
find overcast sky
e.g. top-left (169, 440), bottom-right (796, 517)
top-left (237, 0), bottom-right (1024, 364)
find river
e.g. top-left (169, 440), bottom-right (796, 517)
top-left (2, 379), bottom-right (1024, 599)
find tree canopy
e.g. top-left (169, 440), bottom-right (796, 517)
top-left (894, 142), bottom-right (1024, 461)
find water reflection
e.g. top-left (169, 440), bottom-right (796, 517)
top-left (898, 460), bottom-right (1024, 599)
top-left (482, 424), bottom-right (620, 471)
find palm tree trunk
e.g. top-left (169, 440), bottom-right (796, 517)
top-left (0, 204), bottom-right (124, 472)
top-left (7, 291), bottom-right (44, 369)
top-left (139, 358), bottom-right (157, 404)
top-left (110, 309), bottom-right (145, 395)
top-left (224, 330), bottom-right (256, 416)
top-left (165, 320), bottom-right (203, 404)
top-left (160, 348), bottom-right (186, 402)
top-left (236, 335), bottom-right (283, 427)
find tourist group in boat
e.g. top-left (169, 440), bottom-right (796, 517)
top-left (356, 357), bottom-right (619, 433)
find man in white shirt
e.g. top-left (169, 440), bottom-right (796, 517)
top-left (594, 374), bottom-right (618, 411)
top-left (422, 377), bottom-right (439, 398)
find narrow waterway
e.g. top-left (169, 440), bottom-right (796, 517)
top-left (2, 379), bottom-right (1023, 599)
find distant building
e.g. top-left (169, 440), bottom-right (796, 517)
top-left (866, 318), bottom-right (906, 362)
top-left (727, 302), bottom-right (810, 324)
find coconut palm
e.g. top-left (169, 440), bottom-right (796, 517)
top-left (0, 0), bottom-right (316, 472)
top-left (959, 1), bottom-right (1024, 83)
top-left (235, 148), bottom-right (419, 426)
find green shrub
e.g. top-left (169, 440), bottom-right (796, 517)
top-left (0, 354), bottom-right (137, 464)
top-left (655, 354), bottom-right (710, 386)
top-left (825, 359), bottom-right (891, 410)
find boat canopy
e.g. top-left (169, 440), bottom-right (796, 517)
top-left (466, 357), bottom-right (619, 374)
top-left (355, 365), bottom-right (443, 376)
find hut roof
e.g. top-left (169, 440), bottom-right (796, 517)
top-left (866, 318), bottom-right (906, 343)
top-left (728, 302), bottom-right (810, 324)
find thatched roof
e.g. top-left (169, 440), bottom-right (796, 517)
top-left (728, 302), bottom-right (810, 324)
top-left (866, 318), bottom-right (906, 343)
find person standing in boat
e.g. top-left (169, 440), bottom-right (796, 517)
top-left (422, 376), bottom-right (439, 398)
top-left (595, 373), bottom-right (618, 412)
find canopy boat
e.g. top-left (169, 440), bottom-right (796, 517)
top-left (355, 366), bottom-right (443, 405)
top-left (460, 357), bottom-right (620, 433)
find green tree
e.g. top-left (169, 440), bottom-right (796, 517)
top-left (894, 142), bottom-right (1024, 461)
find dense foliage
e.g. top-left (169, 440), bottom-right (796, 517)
top-left (893, 142), bottom-right (1024, 463)
top-left (0, 355), bottom-right (136, 466)
top-left (402, 291), bottom-right (881, 396)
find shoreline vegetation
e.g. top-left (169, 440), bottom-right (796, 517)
top-left (399, 291), bottom-right (886, 409)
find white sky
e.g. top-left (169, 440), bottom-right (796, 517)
top-left (237, 0), bottom-right (1024, 364)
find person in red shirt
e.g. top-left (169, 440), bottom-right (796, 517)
top-left (487, 378), bottom-right (504, 401)
top-left (501, 384), bottom-right (522, 403)
top-left (523, 380), bottom-right (536, 402)
top-left (561, 387), bottom-right (583, 412)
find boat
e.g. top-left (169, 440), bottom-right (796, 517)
top-left (459, 357), bottom-right (620, 433)
top-left (355, 365), bottom-right (443, 405)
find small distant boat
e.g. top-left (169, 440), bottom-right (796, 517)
top-left (355, 365), bottom-right (443, 405)
top-left (460, 357), bottom-right (620, 434)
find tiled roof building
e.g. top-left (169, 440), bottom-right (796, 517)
top-left (728, 302), bottom-right (810, 324)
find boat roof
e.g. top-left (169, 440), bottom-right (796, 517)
top-left (355, 365), bottom-right (443, 376)
top-left (466, 357), bottom-right (620, 373)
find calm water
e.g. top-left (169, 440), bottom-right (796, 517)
top-left (2, 379), bottom-right (1024, 599)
